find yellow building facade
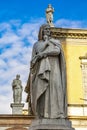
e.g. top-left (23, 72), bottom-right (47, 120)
top-left (50, 27), bottom-right (87, 129)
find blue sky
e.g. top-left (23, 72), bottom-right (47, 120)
top-left (0, 0), bottom-right (87, 22)
top-left (0, 0), bottom-right (87, 114)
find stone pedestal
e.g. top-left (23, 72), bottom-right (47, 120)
top-left (10, 103), bottom-right (24, 115)
top-left (29, 118), bottom-right (75, 130)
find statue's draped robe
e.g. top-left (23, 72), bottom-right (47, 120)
top-left (28, 39), bottom-right (67, 118)
top-left (12, 80), bottom-right (22, 103)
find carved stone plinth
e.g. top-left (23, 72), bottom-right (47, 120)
top-left (10, 103), bottom-right (24, 115)
top-left (29, 118), bottom-right (75, 130)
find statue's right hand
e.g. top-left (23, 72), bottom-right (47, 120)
top-left (38, 53), bottom-right (43, 58)
top-left (12, 85), bottom-right (16, 89)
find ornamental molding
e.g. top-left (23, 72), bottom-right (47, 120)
top-left (79, 54), bottom-right (87, 67)
top-left (79, 53), bottom-right (87, 60)
top-left (50, 28), bottom-right (87, 39)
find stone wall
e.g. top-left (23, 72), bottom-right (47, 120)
top-left (0, 114), bottom-right (87, 130)
top-left (0, 115), bottom-right (34, 130)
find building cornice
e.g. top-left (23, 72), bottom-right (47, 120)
top-left (50, 28), bottom-right (87, 39)
top-left (0, 115), bottom-right (35, 127)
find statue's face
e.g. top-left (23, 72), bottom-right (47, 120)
top-left (38, 24), bottom-right (50, 41)
top-left (43, 27), bottom-right (50, 37)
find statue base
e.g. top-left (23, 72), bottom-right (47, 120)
top-left (10, 103), bottom-right (24, 115)
top-left (29, 118), bottom-right (75, 130)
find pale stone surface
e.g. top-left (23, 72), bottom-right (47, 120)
top-left (68, 106), bottom-right (84, 116)
top-left (10, 103), bottom-right (24, 114)
top-left (75, 128), bottom-right (87, 130)
top-left (70, 118), bottom-right (87, 130)
top-left (83, 107), bottom-right (87, 115)
top-left (29, 118), bottom-right (74, 130)
top-left (0, 127), bottom-right (9, 130)
top-left (71, 119), bottom-right (87, 126)
top-left (68, 105), bottom-right (87, 116)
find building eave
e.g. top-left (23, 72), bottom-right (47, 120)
top-left (50, 27), bottom-right (87, 39)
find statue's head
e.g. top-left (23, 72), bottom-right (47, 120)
top-left (48, 4), bottom-right (52, 8)
top-left (38, 24), bottom-right (50, 41)
top-left (16, 74), bottom-right (20, 80)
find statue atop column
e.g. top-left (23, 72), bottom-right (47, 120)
top-left (11, 74), bottom-right (24, 115)
top-left (46, 4), bottom-right (54, 27)
top-left (12, 74), bottom-right (23, 103)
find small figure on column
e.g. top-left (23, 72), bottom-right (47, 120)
top-left (12, 74), bottom-right (23, 104)
top-left (11, 74), bottom-right (24, 115)
top-left (46, 4), bottom-right (54, 27)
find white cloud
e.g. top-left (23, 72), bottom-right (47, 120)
top-left (0, 17), bottom-right (87, 114)
top-left (0, 33), bottom-right (20, 45)
top-left (0, 95), bottom-right (12, 114)
top-left (0, 18), bottom-right (45, 114)
top-left (0, 22), bottom-right (11, 32)
top-left (55, 19), bottom-right (87, 29)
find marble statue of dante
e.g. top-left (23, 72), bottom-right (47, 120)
top-left (12, 74), bottom-right (23, 103)
top-left (46, 4), bottom-right (54, 27)
top-left (25, 24), bottom-right (67, 118)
